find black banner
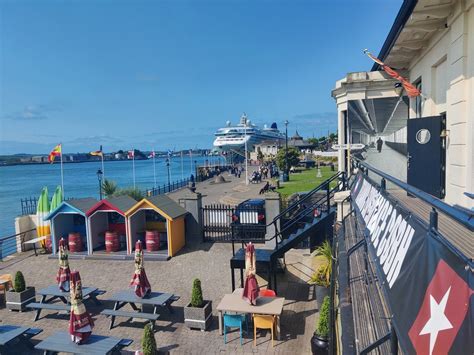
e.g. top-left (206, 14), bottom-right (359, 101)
top-left (351, 173), bottom-right (473, 354)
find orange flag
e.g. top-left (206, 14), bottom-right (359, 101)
top-left (48, 144), bottom-right (62, 163)
top-left (364, 50), bottom-right (421, 97)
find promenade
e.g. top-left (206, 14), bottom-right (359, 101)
top-left (363, 144), bottom-right (407, 188)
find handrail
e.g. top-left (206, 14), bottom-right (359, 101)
top-left (0, 228), bottom-right (37, 258)
top-left (0, 228), bottom-right (36, 242)
top-left (353, 158), bottom-right (474, 231)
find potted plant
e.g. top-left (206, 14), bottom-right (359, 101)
top-left (141, 323), bottom-right (158, 355)
top-left (184, 278), bottom-right (212, 331)
top-left (6, 271), bottom-right (35, 311)
top-left (309, 240), bottom-right (332, 308)
top-left (311, 296), bottom-right (330, 354)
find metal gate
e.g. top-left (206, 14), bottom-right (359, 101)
top-left (202, 203), bottom-right (266, 242)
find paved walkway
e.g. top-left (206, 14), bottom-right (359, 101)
top-left (0, 240), bottom-right (318, 354)
top-left (363, 145), bottom-right (407, 190)
top-left (168, 166), bottom-right (267, 206)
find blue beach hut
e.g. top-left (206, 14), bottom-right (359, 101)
top-left (45, 198), bottom-right (97, 255)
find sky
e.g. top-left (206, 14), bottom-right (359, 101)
top-left (0, 0), bottom-right (402, 155)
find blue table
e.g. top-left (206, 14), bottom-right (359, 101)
top-left (0, 325), bottom-right (41, 352)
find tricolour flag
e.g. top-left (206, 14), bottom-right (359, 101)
top-left (364, 50), bottom-right (421, 97)
top-left (48, 144), bottom-right (62, 163)
top-left (90, 145), bottom-right (103, 157)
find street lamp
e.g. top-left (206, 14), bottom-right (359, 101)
top-left (96, 169), bottom-right (103, 199)
top-left (166, 158), bottom-right (171, 191)
top-left (284, 120), bottom-right (289, 182)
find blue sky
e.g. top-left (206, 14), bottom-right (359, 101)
top-left (0, 0), bottom-right (402, 154)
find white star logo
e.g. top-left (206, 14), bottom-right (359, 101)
top-left (419, 287), bottom-right (453, 355)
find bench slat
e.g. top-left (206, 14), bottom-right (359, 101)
top-left (101, 309), bottom-right (159, 320)
top-left (28, 303), bottom-right (70, 311)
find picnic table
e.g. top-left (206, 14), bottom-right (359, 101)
top-left (34, 331), bottom-right (132, 355)
top-left (24, 236), bottom-right (48, 256)
top-left (101, 290), bottom-right (179, 330)
top-left (216, 291), bottom-right (285, 339)
top-left (29, 285), bottom-right (104, 321)
top-left (0, 325), bottom-right (42, 352)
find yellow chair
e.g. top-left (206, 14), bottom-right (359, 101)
top-left (253, 314), bottom-right (276, 347)
top-left (0, 274), bottom-right (13, 304)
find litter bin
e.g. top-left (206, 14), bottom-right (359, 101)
top-left (279, 172), bottom-right (289, 182)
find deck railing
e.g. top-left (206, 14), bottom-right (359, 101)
top-left (0, 228), bottom-right (36, 260)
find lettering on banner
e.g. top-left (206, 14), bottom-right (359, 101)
top-left (352, 178), bottom-right (414, 288)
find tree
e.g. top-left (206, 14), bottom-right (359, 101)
top-left (307, 138), bottom-right (319, 146)
top-left (190, 278), bottom-right (204, 308)
top-left (141, 323), bottom-right (157, 355)
top-left (102, 179), bottom-right (118, 197)
top-left (329, 133), bottom-right (337, 142)
top-left (275, 147), bottom-right (300, 171)
top-left (256, 147), bottom-right (264, 163)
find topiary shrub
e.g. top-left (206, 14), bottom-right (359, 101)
top-left (142, 323), bottom-right (157, 355)
top-left (14, 271), bottom-right (26, 293)
top-left (190, 278), bottom-right (204, 308)
top-left (316, 296), bottom-right (330, 338)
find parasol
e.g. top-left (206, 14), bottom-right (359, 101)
top-left (56, 238), bottom-right (71, 291)
top-left (69, 270), bottom-right (94, 344)
top-left (242, 242), bottom-right (259, 305)
top-left (130, 240), bottom-right (151, 297)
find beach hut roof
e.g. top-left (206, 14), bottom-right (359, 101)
top-left (45, 197), bottom-right (98, 220)
top-left (125, 194), bottom-right (187, 220)
top-left (86, 195), bottom-right (137, 216)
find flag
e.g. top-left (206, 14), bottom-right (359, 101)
top-left (167, 149), bottom-right (172, 157)
top-left (148, 151), bottom-right (155, 159)
top-left (128, 150), bottom-right (135, 159)
top-left (48, 144), bottom-right (62, 163)
top-left (364, 49), bottom-right (421, 97)
top-left (90, 145), bottom-right (103, 157)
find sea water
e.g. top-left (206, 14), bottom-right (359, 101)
top-left (0, 156), bottom-right (220, 237)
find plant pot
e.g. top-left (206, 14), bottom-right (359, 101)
top-left (184, 300), bottom-right (212, 331)
top-left (315, 285), bottom-right (329, 309)
top-left (6, 286), bottom-right (36, 312)
top-left (311, 333), bottom-right (328, 354)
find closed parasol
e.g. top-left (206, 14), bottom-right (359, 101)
top-left (130, 240), bottom-right (151, 298)
top-left (56, 238), bottom-right (71, 291)
top-left (242, 242), bottom-right (259, 305)
top-left (69, 271), bottom-right (94, 344)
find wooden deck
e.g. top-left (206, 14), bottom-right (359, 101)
top-left (389, 189), bottom-right (473, 259)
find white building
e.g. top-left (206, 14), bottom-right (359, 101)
top-left (333, 0), bottom-right (473, 208)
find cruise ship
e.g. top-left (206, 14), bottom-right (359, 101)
top-left (213, 113), bottom-right (285, 152)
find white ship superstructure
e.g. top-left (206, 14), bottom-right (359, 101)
top-left (213, 113), bottom-right (284, 152)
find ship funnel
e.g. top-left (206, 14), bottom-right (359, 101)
top-left (271, 122), bottom-right (278, 129)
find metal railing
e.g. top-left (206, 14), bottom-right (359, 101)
top-left (21, 197), bottom-right (38, 215)
top-left (0, 228), bottom-right (36, 260)
top-left (145, 177), bottom-right (191, 196)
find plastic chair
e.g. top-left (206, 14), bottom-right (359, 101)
top-left (259, 289), bottom-right (276, 297)
top-left (223, 313), bottom-right (248, 345)
top-left (253, 314), bottom-right (276, 347)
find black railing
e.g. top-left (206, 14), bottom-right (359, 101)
top-left (21, 197), bottom-right (38, 215)
top-left (145, 177), bottom-right (191, 196)
top-left (0, 228), bottom-right (36, 260)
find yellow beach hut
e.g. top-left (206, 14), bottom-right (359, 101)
top-left (124, 195), bottom-right (187, 259)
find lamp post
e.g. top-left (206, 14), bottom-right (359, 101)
top-left (284, 120), bottom-right (289, 182)
top-left (166, 158), bottom-right (171, 191)
top-left (96, 169), bottom-right (103, 199)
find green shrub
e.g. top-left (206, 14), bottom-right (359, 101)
top-left (14, 271), bottom-right (26, 293)
top-left (190, 278), bottom-right (204, 308)
top-left (310, 240), bottom-right (332, 285)
top-left (316, 296), bottom-right (330, 338)
top-left (114, 187), bottom-right (143, 201)
top-left (141, 323), bottom-right (157, 355)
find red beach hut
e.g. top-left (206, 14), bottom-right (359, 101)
top-left (86, 196), bottom-right (137, 254)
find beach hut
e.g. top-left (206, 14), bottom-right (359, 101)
top-left (45, 198), bottom-right (97, 255)
top-left (125, 195), bottom-right (187, 258)
top-left (86, 195), bottom-right (137, 254)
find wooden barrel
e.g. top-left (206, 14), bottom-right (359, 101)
top-left (145, 230), bottom-right (159, 252)
top-left (105, 231), bottom-right (119, 252)
top-left (68, 233), bottom-right (82, 253)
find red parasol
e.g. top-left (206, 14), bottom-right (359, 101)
top-left (242, 242), bottom-right (259, 305)
top-left (130, 240), bottom-right (151, 298)
top-left (56, 238), bottom-right (71, 292)
top-left (69, 271), bottom-right (94, 344)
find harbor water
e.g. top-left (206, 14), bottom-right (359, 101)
top-left (0, 155), bottom-right (221, 237)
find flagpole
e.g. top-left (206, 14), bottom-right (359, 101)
top-left (101, 154), bottom-right (105, 180)
top-left (190, 150), bottom-right (193, 175)
top-left (181, 151), bottom-right (184, 180)
top-left (132, 149), bottom-right (136, 189)
top-left (152, 148), bottom-right (157, 188)
top-left (60, 144), bottom-right (64, 196)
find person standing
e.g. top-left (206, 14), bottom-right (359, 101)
top-left (376, 137), bottom-right (383, 153)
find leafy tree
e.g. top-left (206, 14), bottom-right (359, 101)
top-left (102, 179), bottom-right (118, 197)
top-left (329, 133), bottom-right (337, 142)
top-left (190, 278), bottom-right (204, 307)
top-left (316, 296), bottom-right (330, 338)
top-left (142, 323), bottom-right (157, 355)
top-left (114, 187), bottom-right (143, 201)
top-left (14, 271), bottom-right (26, 293)
top-left (318, 136), bottom-right (327, 142)
top-left (307, 138), bottom-right (319, 145)
top-left (276, 147), bottom-right (300, 171)
top-left (256, 147), bottom-right (264, 163)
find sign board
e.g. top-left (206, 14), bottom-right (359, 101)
top-left (351, 173), bottom-right (473, 354)
top-left (332, 143), bottom-right (365, 150)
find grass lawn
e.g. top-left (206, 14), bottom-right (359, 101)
top-left (276, 166), bottom-right (337, 199)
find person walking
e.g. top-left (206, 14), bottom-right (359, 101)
top-left (376, 137), bottom-right (383, 153)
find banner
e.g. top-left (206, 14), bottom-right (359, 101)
top-left (351, 173), bottom-right (473, 354)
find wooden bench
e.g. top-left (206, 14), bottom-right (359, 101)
top-left (28, 302), bottom-right (70, 321)
top-left (101, 309), bottom-right (160, 330)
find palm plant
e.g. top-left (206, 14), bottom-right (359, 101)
top-left (102, 179), bottom-right (118, 197)
top-left (310, 240), bottom-right (332, 285)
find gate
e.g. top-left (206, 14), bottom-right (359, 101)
top-left (202, 203), bottom-right (266, 242)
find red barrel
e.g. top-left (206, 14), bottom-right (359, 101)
top-left (68, 233), bottom-right (82, 253)
top-left (145, 230), bottom-right (159, 252)
top-left (105, 231), bottom-right (119, 252)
